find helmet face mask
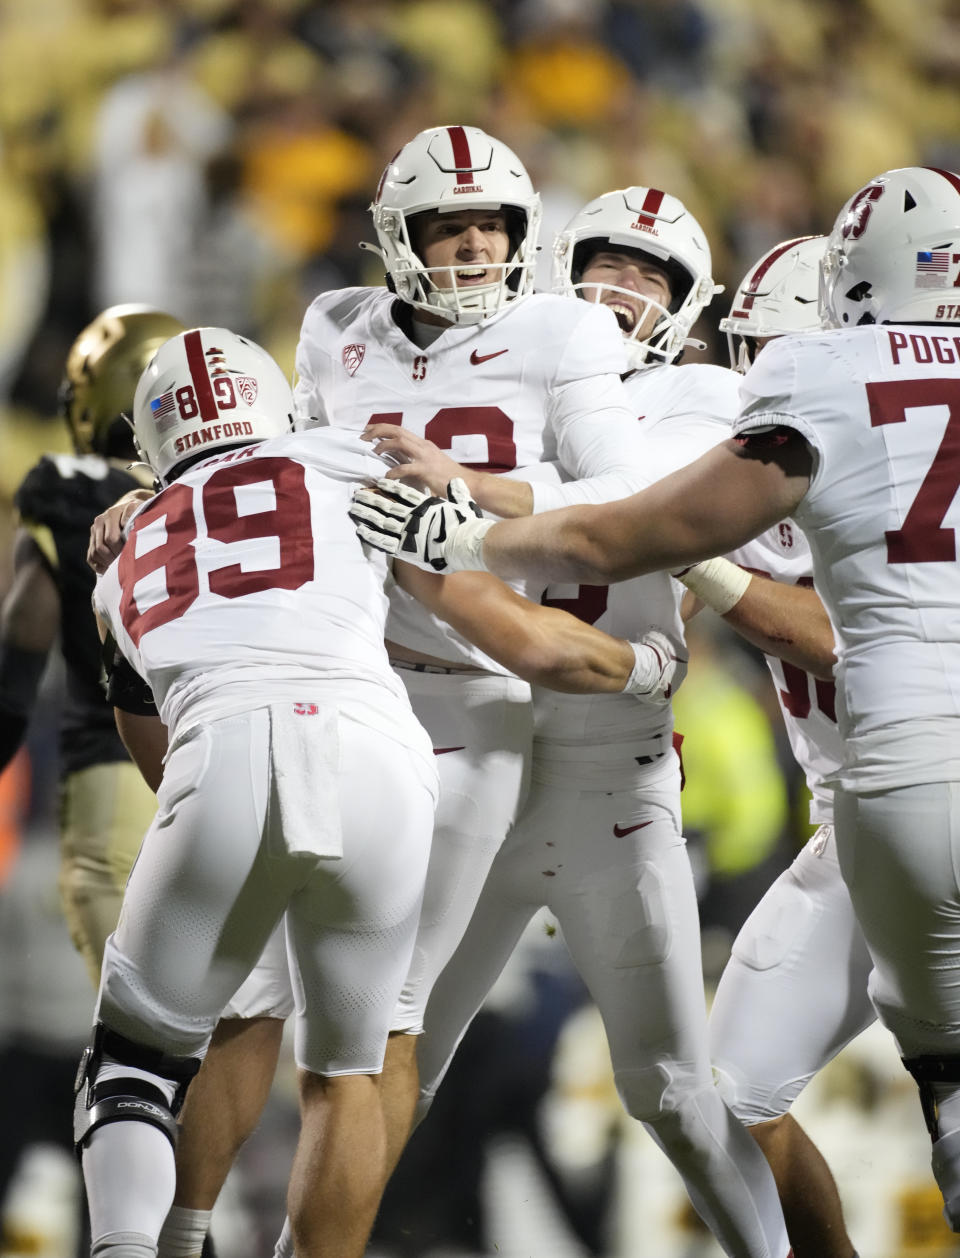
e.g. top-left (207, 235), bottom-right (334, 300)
top-left (553, 187), bottom-right (721, 369)
top-left (369, 126), bottom-right (542, 325)
top-left (60, 305), bottom-right (186, 456)
top-left (820, 166), bottom-right (960, 330)
top-left (720, 235), bottom-right (826, 372)
top-left (132, 328), bottom-right (295, 486)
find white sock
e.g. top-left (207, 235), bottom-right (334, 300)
top-left (158, 1206), bottom-right (213, 1258)
top-left (273, 1215), bottom-right (293, 1258)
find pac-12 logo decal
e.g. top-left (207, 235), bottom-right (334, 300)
top-left (235, 375), bottom-right (258, 405)
top-left (342, 344), bottom-right (366, 376)
top-left (294, 702), bottom-right (319, 715)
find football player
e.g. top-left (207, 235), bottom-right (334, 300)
top-left (0, 304), bottom-right (183, 984)
top-left (362, 188), bottom-right (795, 1258)
top-left (701, 236), bottom-right (864, 1258)
top-left (352, 164), bottom-right (960, 1233)
top-left (85, 323), bottom-right (694, 1258)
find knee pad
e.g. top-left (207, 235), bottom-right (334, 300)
top-left (74, 1022), bottom-right (202, 1157)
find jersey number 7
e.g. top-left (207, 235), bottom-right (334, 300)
top-left (868, 378), bottom-right (960, 563)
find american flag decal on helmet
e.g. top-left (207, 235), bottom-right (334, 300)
top-left (235, 375), bottom-right (258, 404)
top-left (342, 344), bottom-right (366, 376)
top-left (150, 390), bottom-right (178, 432)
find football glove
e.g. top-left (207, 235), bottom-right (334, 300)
top-left (350, 477), bottom-right (493, 573)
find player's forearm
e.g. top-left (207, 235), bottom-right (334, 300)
top-left (0, 642), bottom-right (49, 772)
top-left (503, 607), bottom-right (636, 693)
top-left (458, 469), bottom-right (534, 519)
top-left (723, 576), bottom-right (836, 679)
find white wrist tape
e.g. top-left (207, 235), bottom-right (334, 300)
top-left (621, 630), bottom-right (680, 701)
top-left (677, 557), bottom-right (752, 615)
top-left (445, 517), bottom-right (494, 573)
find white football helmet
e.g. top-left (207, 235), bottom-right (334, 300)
top-left (133, 328), bottom-right (295, 485)
top-left (821, 166), bottom-right (960, 329)
top-left (368, 125), bottom-right (541, 325)
top-left (720, 235), bottom-right (826, 371)
top-left (552, 186), bottom-right (721, 368)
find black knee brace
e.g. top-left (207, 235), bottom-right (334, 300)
top-left (902, 1054), bottom-right (960, 1141)
top-left (73, 1022), bottom-right (202, 1157)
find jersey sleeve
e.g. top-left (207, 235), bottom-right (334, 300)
top-left (733, 336), bottom-right (811, 438)
top-left (528, 304), bottom-right (646, 510)
top-left (294, 299), bottom-right (335, 425)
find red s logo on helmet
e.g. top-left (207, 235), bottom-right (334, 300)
top-left (842, 183), bottom-right (886, 240)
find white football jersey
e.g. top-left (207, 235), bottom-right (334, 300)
top-left (295, 287), bottom-right (648, 669)
top-left (534, 362), bottom-right (739, 753)
top-left (726, 525), bottom-right (843, 823)
top-left (734, 325), bottom-right (960, 791)
top-left (94, 429), bottom-right (429, 758)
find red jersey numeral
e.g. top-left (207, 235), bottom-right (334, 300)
top-left (867, 378), bottom-right (960, 563)
top-left (540, 584), bottom-right (609, 625)
top-left (369, 405), bottom-right (517, 472)
top-left (118, 459), bottom-right (315, 645)
top-left (779, 660), bottom-right (837, 723)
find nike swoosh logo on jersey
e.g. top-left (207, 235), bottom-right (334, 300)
top-left (433, 746), bottom-right (466, 755)
top-left (612, 820), bottom-right (654, 837)
top-left (470, 348), bottom-right (508, 365)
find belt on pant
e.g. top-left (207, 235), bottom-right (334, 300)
top-left (392, 659), bottom-right (473, 676)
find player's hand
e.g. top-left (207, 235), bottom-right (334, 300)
top-left (362, 424), bottom-right (471, 497)
top-left (350, 477), bottom-right (493, 573)
top-left (622, 630), bottom-right (687, 703)
top-left (87, 490), bottom-right (153, 574)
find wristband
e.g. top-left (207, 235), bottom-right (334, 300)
top-left (677, 558), bottom-right (752, 615)
top-left (446, 517), bottom-right (493, 573)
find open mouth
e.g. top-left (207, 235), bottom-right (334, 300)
top-left (456, 267), bottom-right (490, 286)
top-left (607, 301), bottom-right (639, 333)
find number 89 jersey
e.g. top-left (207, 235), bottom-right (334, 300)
top-left (94, 429), bottom-right (424, 748)
top-left (734, 324), bottom-right (960, 791)
top-left (295, 286), bottom-right (632, 669)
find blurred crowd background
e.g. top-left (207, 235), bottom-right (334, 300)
top-left (2, 0), bottom-right (960, 1255)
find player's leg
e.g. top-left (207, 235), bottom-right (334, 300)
top-left (550, 759), bottom-right (790, 1258)
top-left (835, 781), bottom-right (960, 1229)
top-left (385, 671), bottom-right (533, 1150)
top-left (159, 1013), bottom-right (285, 1257)
top-left (415, 824), bottom-right (544, 1125)
top-left (709, 825), bottom-right (872, 1258)
top-left (282, 715), bottom-right (436, 1257)
top-left (58, 759), bottom-right (157, 985)
top-left (80, 711), bottom-right (292, 1252)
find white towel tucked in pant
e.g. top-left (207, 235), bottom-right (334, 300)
top-left (267, 703), bottom-right (342, 859)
